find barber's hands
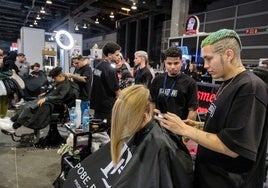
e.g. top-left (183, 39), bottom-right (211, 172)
top-left (154, 109), bottom-right (204, 136)
top-left (154, 109), bottom-right (187, 136)
top-left (37, 98), bottom-right (45, 106)
top-left (39, 92), bottom-right (46, 97)
top-left (184, 119), bottom-right (204, 129)
top-left (65, 73), bottom-right (73, 78)
top-left (183, 119), bottom-right (198, 127)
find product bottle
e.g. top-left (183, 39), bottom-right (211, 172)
top-left (69, 106), bottom-right (76, 130)
top-left (82, 109), bottom-right (90, 132)
top-left (75, 99), bottom-right (82, 128)
top-left (73, 149), bottom-right (81, 165)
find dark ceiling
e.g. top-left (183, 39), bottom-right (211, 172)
top-left (0, 0), bottom-right (212, 44)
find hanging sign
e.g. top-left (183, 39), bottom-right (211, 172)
top-left (185, 15), bottom-right (200, 35)
top-left (245, 28), bottom-right (258, 34)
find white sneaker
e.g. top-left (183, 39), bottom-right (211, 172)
top-left (16, 99), bottom-right (25, 107)
top-left (0, 118), bottom-right (15, 134)
top-left (0, 117), bottom-right (11, 123)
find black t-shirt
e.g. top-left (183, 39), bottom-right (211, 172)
top-left (73, 65), bottom-right (92, 101)
top-left (135, 66), bottom-right (153, 88)
top-left (90, 61), bottom-right (119, 113)
top-left (150, 72), bottom-right (198, 119)
top-left (195, 70), bottom-right (268, 188)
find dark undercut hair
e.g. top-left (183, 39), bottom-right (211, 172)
top-left (164, 47), bottom-right (182, 60)
top-left (102, 42), bottom-right (121, 57)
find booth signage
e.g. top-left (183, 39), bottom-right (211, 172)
top-left (197, 82), bottom-right (219, 113)
top-left (185, 15), bottom-right (200, 35)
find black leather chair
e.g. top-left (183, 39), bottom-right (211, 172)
top-left (2, 103), bottom-right (70, 148)
top-left (34, 104), bottom-right (70, 148)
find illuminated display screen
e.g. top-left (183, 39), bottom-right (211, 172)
top-left (182, 37), bottom-right (197, 56)
top-left (197, 82), bottom-right (220, 113)
top-left (169, 38), bottom-right (182, 47)
top-left (179, 46), bottom-right (189, 55)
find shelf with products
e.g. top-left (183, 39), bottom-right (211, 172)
top-left (43, 37), bottom-right (58, 72)
top-left (43, 48), bottom-right (57, 70)
top-left (42, 50), bottom-right (56, 56)
top-left (43, 55), bottom-right (57, 67)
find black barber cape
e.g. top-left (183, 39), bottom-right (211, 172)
top-left (63, 120), bottom-right (193, 188)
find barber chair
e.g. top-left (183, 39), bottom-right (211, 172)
top-left (3, 105), bottom-right (69, 148)
top-left (34, 109), bottom-right (68, 148)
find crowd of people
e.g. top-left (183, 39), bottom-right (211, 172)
top-left (0, 28), bottom-right (267, 187)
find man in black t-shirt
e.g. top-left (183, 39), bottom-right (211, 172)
top-left (134, 50), bottom-right (152, 88)
top-left (150, 47), bottom-right (198, 120)
top-left (90, 42), bottom-right (121, 132)
top-left (66, 55), bottom-right (92, 115)
top-left (155, 29), bottom-right (268, 188)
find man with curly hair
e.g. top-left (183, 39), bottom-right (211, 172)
top-left (90, 42), bottom-right (121, 134)
top-left (150, 46), bottom-right (198, 121)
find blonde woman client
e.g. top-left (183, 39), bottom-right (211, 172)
top-left (64, 85), bottom-right (193, 188)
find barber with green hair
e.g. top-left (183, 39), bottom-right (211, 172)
top-left (155, 29), bottom-right (268, 188)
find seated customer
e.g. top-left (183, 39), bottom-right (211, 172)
top-left (23, 62), bottom-right (49, 100)
top-left (63, 85), bottom-right (193, 187)
top-left (0, 67), bottom-right (75, 137)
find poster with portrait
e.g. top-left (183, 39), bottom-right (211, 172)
top-left (185, 15), bottom-right (200, 35)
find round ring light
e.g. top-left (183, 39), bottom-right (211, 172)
top-left (55, 30), bottom-right (74, 50)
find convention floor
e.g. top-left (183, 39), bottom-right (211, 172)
top-left (0, 110), bottom-right (66, 188)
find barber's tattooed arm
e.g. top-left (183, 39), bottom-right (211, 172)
top-left (154, 109), bottom-right (239, 158)
top-left (206, 133), bottom-right (210, 139)
top-left (192, 129), bottom-right (238, 158)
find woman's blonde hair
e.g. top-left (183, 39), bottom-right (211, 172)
top-left (110, 85), bottom-right (150, 165)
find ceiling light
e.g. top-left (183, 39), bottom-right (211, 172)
top-left (83, 23), bottom-right (87, 29)
top-left (95, 18), bottom-right (99, 24)
top-left (75, 25), bottom-right (79, 31)
top-left (131, 2), bottom-right (137, 10)
top-left (121, 7), bottom-right (131, 12)
top-left (110, 12), bottom-right (115, 19)
top-left (40, 7), bottom-right (46, 14)
top-left (36, 14), bottom-right (41, 20)
top-left (46, 0), bottom-right (52, 4)
top-left (34, 20), bottom-right (38, 25)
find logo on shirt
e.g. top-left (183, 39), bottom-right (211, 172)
top-left (94, 69), bottom-right (102, 77)
top-left (207, 103), bottom-right (216, 117)
top-left (159, 88), bottom-right (178, 97)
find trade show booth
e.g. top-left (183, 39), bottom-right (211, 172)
top-left (19, 27), bottom-right (83, 73)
